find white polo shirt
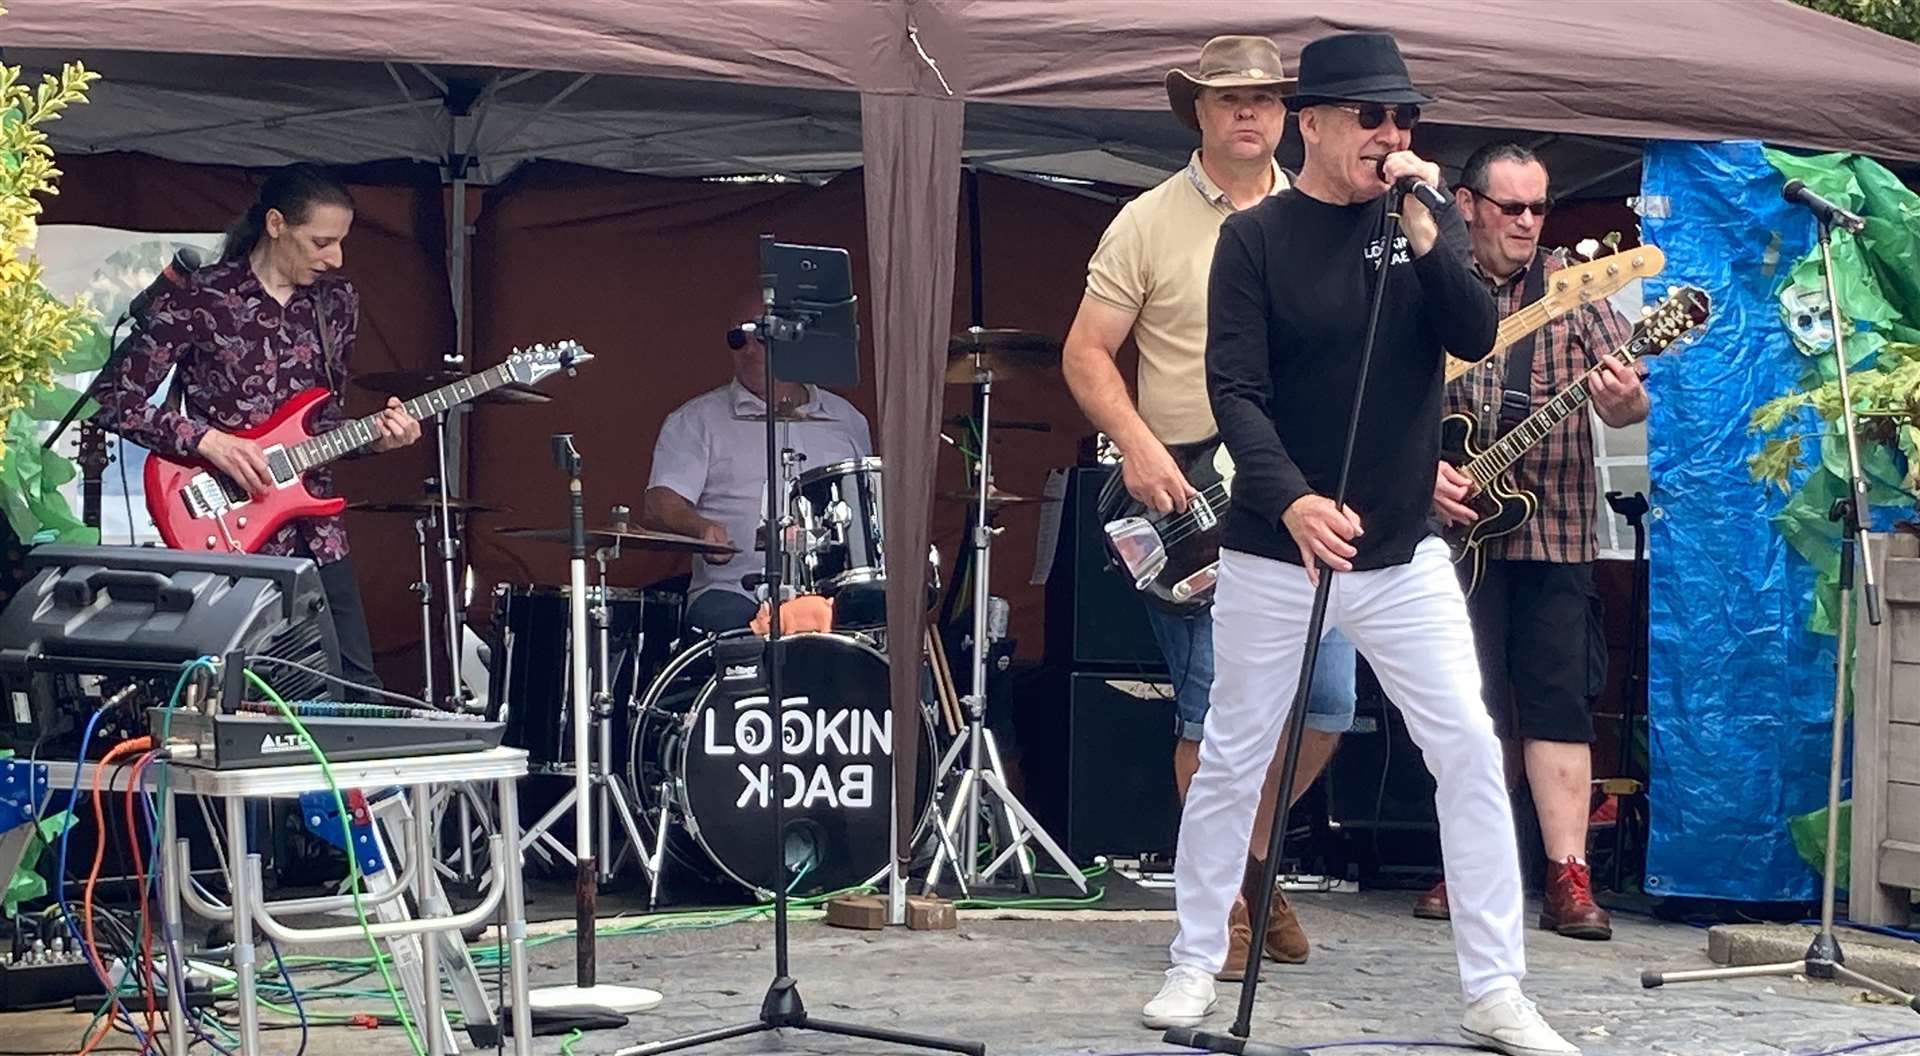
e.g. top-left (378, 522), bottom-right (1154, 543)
top-left (647, 380), bottom-right (872, 603)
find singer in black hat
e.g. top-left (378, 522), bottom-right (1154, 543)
top-left (1139, 31), bottom-right (1581, 1056)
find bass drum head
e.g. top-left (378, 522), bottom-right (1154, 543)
top-left (631, 631), bottom-right (936, 899)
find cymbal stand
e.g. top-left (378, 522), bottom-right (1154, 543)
top-left (430, 420), bottom-right (470, 710)
top-left (411, 514), bottom-right (436, 707)
top-left (923, 359), bottom-right (1086, 895)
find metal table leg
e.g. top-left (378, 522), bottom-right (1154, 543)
top-left (499, 776), bottom-right (533, 1056)
top-left (225, 795), bottom-right (262, 1054)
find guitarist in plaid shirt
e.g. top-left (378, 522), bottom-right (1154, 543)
top-left (1425, 143), bottom-right (1644, 941)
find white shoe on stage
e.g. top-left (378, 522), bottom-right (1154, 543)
top-left (1141, 964), bottom-right (1217, 1029)
top-left (1460, 987), bottom-right (1580, 1055)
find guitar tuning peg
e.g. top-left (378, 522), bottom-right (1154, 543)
top-left (1575, 238), bottom-right (1601, 261)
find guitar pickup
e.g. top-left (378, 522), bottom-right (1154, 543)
top-left (1103, 516), bottom-right (1166, 588)
top-left (263, 445), bottom-right (296, 486)
top-left (1188, 494), bottom-right (1219, 532)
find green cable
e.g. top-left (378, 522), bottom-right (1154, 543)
top-left (560, 1027), bottom-right (584, 1056)
top-left (246, 669), bottom-right (427, 1056)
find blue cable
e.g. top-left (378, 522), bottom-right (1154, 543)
top-left (1798, 1036), bottom-right (1920, 1056)
top-left (265, 933), bottom-right (309, 1056)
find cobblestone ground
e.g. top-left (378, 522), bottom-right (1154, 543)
top-left (11, 892), bottom-right (1920, 1055)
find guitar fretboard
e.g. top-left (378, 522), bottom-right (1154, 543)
top-left (1465, 332), bottom-right (1656, 489)
top-left (288, 363), bottom-right (516, 473)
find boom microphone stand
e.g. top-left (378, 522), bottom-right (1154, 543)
top-left (525, 434), bottom-right (660, 1018)
top-left (616, 236), bottom-right (982, 1056)
top-left (1165, 185), bottom-right (1407, 1056)
top-left (1641, 201), bottom-right (1920, 1011)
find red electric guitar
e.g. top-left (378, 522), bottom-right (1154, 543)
top-left (146, 341), bottom-right (588, 553)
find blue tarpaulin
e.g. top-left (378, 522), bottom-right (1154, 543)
top-left (1642, 140), bottom-right (1832, 901)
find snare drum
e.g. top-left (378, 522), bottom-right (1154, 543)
top-left (489, 584), bottom-right (683, 771)
top-left (626, 630), bottom-right (936, 897)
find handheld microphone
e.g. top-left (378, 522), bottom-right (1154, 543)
top-left (1781, 179), bottom-right (1865, 233)
top-left (1375, 156), bottom-right (1452, 214)
top-left (127, 246), bottom-right (206, 323)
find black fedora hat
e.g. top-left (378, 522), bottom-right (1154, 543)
top-left (1284, 31), bottom-right (1433, 111)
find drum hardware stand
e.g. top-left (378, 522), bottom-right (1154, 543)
top-left (411, 514), bottom-right (437, 708)
top-left (619, 235), bottom-right (981, 1056)
top-left (525, 432), bottom-right (661, 1018)
top-left (430, 419), bottom-right (473, 709)
top-left (923, 356), bottom-right (1085, 896)
top-left (515, 515), bottom-right (657, 890)
top-left (1641, 203), bottom-right (1920, 1012)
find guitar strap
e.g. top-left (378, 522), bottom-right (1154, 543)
top-left (1496, 254), bottom-right (1547, 439)
top-left (311, 288), bottom-right (343, 397)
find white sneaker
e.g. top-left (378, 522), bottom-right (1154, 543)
top-left (1460, 988), bottom-right (1580, 1056)
top-left (1141, 964), bottom-right (1217, 1029)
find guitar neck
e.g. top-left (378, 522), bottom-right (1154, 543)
top-left (287, 363), bottom-right (516, 472)
top-left (1464, 332), bottom-right (1653, 487)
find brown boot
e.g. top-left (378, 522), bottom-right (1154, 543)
top-left (1540, 857), bottom-right (1611, 940)
top-left (1261, 887), bottom-right (1310, 964)
top-left (1412, 879), bottom-right (1450, 920)
top-left (1217, 896), bottom-right (1254, 981)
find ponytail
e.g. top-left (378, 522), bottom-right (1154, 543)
top-left (219, 164), bottom-right (354, 263)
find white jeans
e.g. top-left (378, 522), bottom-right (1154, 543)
top-left (1169, 539), bottom-right (1525, 1002)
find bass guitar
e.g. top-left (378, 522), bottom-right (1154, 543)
top-left (1442, 286), bottom-right (1710, 593)
top-left (146, 341), bottom-right (588, 553)
top-left (1096, 248), bottom-right (1666, 615)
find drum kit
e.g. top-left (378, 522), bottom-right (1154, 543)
top-left (351, 327), bottom-right (1085, 903)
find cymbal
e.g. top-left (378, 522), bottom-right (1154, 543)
top-left (938, 486), bottom-right (1055, 509)
top-left (732, 408), bottom-right (836, 423)
top-left (348, 496), bottom-right (508, 516)
top-left (355, 370), bottom-right (551, 405)
top-left (494, 525), bottom-right (738, 555)
top-left (944, 415), bottom-right (1052, 433)
top-left (944, 327), bottom-right (1061, 385)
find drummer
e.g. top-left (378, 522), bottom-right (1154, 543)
top-left (642, 290), bottom-right (873, 634)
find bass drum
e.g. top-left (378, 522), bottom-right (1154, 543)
top-left (627, 630), bottom-right (937, 898)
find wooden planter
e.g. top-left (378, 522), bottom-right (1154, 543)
top-left (1850, 530), bottom-right (1919, 925)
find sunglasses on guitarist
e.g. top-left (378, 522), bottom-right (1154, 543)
top-left (1468, 188), bottom-right (1554, 217)
top-left (1327, 101), bottom-right (1422, 130)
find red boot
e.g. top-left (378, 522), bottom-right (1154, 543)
top-left (1540, 857), bottom-right (1611, 940)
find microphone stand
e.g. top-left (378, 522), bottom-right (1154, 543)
top-left (524, 433), bottom-right (660, 1021)
top-left (1165, 185), bottom-right (1406, 1056)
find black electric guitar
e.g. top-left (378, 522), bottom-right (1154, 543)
top-left (1442, 285), bottom-right (1711, 594)
top-left (76, 420), bottom-right (110, 531)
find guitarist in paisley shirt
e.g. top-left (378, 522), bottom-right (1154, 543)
top-left (1424, 143), bottom-right (1644, 941)
top-left (90, 165), bottom-right (421, 692)
top-left (1061, 34), bottom-right (1354, 981)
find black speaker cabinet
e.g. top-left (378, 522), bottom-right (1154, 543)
top-left (1325, 656), bottom-right (1442, 885)
top-left (1022, 668), bottom-right (1179, 863)
top-left (1043, 465), bottom-right (1163, 669)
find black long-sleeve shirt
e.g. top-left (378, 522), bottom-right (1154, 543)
top-left (1205, 190), bottom-right (1496, 570)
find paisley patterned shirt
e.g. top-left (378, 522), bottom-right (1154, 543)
top-left (91, 257), bottom-right (357, 563)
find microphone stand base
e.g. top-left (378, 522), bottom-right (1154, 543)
top-left (1161, 1025), bottom-right (1312, 1056)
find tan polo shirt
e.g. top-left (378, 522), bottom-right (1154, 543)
top-left (1085, 150), bottom-right (1289, 446)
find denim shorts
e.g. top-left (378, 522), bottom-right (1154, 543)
top-left (1146, 604), bottom-right (1357, 742)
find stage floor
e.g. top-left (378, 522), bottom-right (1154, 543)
top-left (8, 889), bottom-right (1917, 1055)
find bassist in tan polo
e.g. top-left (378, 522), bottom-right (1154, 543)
top-left (1061, 34), bottom-right (1355, 982)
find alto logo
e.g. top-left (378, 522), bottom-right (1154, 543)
top-left (260, 732), bottom-right (310, 754)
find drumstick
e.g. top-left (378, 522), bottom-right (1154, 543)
top-left (925, 626), bottom-right (963, 737)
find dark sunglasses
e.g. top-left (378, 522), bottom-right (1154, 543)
top-left (1469, 189), bottom-right (1554, 217)
top-left (1328, 102), bottom-right (1421, 130)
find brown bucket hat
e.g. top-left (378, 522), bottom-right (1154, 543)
top-left (1165, 35), bottom-right (1297, 132)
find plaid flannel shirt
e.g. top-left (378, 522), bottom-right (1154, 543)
top-left (1445, 250), bottom-right (1636, 564)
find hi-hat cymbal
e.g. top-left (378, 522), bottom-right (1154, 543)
top-left (938, 486), bottom-right (1054, 509)
top-left (732, 408), bottom-right (836, 423)
top-left (495, 525), bottom-right (738, 555)
top-left (943, 414), bottom-right (1052, 433)
top-left (944, 327), bottom-right (1061, 384)
top-left (355, 370), bottom-right (551, 405)
top-left (349, 496), bottom-right (509, 516)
